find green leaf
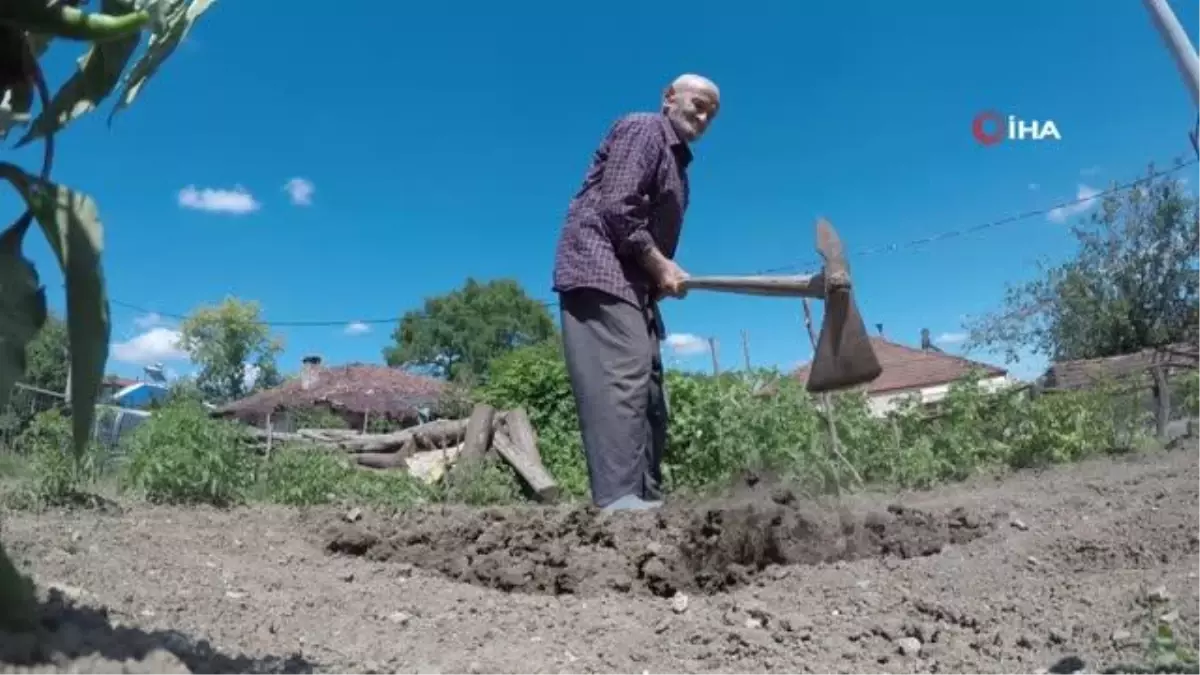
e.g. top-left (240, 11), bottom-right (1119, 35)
top-left (0, 163), bottom-right (110, 457)
top-left (16, 4), bottom-right (140, 147)
top-left (0, 31), bottom-right (51, 140)
top-left (108, 0), bottom-right (216, 123)
top-left (26, 32), bottom-right (53, 57)
top-left (0, 222), bottom-right (48, 411)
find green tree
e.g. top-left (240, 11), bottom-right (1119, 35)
top-left (22, 312), bottom-right (67, 393)
top-left (0, 0), bottom-right (219, 632)
top-left (966, 163), bottom-right (1199, 364)
top-left (383, 278), bottom-right (557, 382)
top-left (178, 297), bottom-right (284, 405)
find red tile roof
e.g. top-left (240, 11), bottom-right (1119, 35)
top-left (213, 363), bottom-right (447, 421)
top-left (793, 336), bottom-right (1007, 395)
top-left (1043, 342), bottom-right (1198, 390)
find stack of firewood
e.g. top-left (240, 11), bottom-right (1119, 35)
top-left (241, 404), bottom-right (559, 502)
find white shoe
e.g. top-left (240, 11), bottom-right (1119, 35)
top-left (601, 495), bottom-right (664, 512)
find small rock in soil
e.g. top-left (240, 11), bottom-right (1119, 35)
top-left (895, 637), bottom-right (922, 656)
top-left (1147, 585), bottom-right (1171, 603)
top-left (670, 593), bottom-right (689, 614)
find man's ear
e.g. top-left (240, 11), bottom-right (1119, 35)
top-left (662, 84), bottom-right (677, 105)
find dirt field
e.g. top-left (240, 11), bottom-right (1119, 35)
top-left (1, 445), bottom-right (1197, 674)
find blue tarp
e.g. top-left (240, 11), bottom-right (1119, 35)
top-left (111, 382), bottom-right (170, 409)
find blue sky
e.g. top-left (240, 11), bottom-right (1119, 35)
top-left (9, 0), bottom-right (1200, 385)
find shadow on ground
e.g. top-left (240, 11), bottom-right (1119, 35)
top-left (1, 589), bottom-right (319, 674)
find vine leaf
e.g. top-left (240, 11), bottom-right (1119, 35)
top-left (108, 0), bottom-right (216, 123)
top-left (0, 163), bottom-right (109, 457)
top-left (16, 2), bottom-right (140, 147)
top-left (0, 223), bottom-right (47, 411)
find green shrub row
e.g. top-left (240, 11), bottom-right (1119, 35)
top-left (478, 342), bottom-right (1183, 499)
top-left (2, 341), bottom-right (1194, 510)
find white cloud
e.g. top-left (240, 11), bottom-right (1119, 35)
top-left (178, 185), bottom-right (261, 215)
top-left (665, 333), bottom-right (710, 357)
top-left (936, 331), bottom-right (967, 345)
top-left (111, 327), bottom-right (188, 365)
top-left (343, 321), bottom-right (370, 336)
top-left (1028, 182), bottom-right (1040, 191)
top-left (1046, 184), bottom-right (1100, 223)
top-left (132, 312), bottom-right (166, 330)
top-left (283, 177), bottom-right (315, 206)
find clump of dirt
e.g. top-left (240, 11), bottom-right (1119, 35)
top-left (321, 489), bottom-right (996, 597)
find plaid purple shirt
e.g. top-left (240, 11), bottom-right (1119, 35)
top-left (552, 112), bottom-right (693, 308)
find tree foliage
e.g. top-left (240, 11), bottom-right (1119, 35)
top-left (966, 164), bottom-right (1199, 364)
top-left (22, 311), bottom-right (67, 392)
top-left (383, 278), bottom-right (557, 382)
top-left (177, 296), bottom-right (284, 405)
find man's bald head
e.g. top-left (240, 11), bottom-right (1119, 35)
top-left (662, 73), bottom-right (720, 142)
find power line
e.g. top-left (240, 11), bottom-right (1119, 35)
top-left (105, 155), bottom-right (1197, 328)
top-left (753, 157), bottom-right (1198, 274)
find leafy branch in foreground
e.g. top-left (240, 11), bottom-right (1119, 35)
top-left (0, 0), bottom-right (218, 633)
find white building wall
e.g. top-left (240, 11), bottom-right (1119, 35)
top-left (866, 375), bottom-right (1016, 417)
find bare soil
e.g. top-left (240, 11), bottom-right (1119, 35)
top-left (1, 446), bottom-right (1197, 674)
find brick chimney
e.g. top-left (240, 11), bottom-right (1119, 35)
top-left (300, 355), bottom-right (322, 390)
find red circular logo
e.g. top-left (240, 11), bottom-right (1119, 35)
top-left (972, 110), bottom-right (1005, 146)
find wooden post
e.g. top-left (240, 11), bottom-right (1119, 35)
top-left (1151, 363), bottom-right (1171, 440)
top-left (709, 337), bottom-right (720, 376)
top-left (265, 411), bottom-right (274, 461)
top-left (801, 299), bottom-right (862, 486)
top-left (741, 330), bottom-right (751, 371)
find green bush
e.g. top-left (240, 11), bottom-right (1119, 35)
top-left (478, 342), bottom-right (1147, 501)
top-left (259, 446), bottom-right (436, 509)
top-left (12, 409), bottom-right (105, 507)
top-left (480, 340), bottom-right (590, 497)
top-left (121, 399), bottom-right (257, 506)
top-left (259, 446), bottom-right (352, 506)
top-left (1176, 371), bottom-right (1199, 417)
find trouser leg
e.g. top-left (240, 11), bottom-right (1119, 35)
top-left (559, 288), bottom-right (655, 508)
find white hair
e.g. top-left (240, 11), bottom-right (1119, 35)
top-left (668, 73), bottom-right (720, 100)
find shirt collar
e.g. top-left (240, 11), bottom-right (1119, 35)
top-left (660, 113), bottom-right (693, 167)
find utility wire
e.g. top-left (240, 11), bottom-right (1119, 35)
top-left (105, 156), bottom-right (1198, 328)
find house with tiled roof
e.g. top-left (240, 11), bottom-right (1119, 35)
top-left (212, 355), bottom-right (448, 430)
top-left (793, 329), bottom-right (1015, 417)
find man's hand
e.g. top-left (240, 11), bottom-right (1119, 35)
top-left (642, 246), bottom-right (689, 299)
top-left (656, 258), bottom-right (689, 298)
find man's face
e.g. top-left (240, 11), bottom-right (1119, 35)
top-left (665, 86), bottom-right (720, 142)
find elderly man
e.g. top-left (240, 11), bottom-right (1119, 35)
top-left (551, 73), bottom-right (721, 511)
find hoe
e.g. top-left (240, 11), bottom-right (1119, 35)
top-left (678, 218), bottom-right (882, 393)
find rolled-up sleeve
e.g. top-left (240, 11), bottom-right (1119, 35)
top-left (597, 117), bottom-right (664, 259)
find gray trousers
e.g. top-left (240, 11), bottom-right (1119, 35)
top-left (559, 288), bottom-right (668, 508)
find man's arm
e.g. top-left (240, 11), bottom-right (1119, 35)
top-left (597, 116), bottom-right (664, 262)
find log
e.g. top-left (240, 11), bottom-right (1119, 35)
top-left (503, 408), bottom-right (539, 459)
top-left (493, 412), bottom-right (559, 503)
top-left (458, 403), bottom-right (496, 463)
top-left (354, 452), bottom-right (411, 469)
top-left (241, 418), bottom-right (471, 454)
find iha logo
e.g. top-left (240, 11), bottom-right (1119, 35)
top-left (972, 110), bottom-right (1062, 146)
